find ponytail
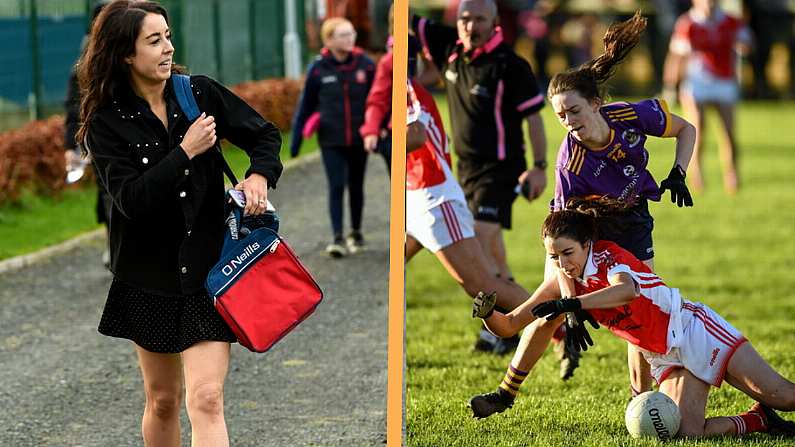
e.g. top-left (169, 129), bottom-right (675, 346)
top-left (547, 11), bottom-right (647, 102)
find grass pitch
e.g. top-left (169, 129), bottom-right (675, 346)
top-left (406, 98), bottom-right (795, 446)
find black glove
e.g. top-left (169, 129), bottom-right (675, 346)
top-left (564, 309), bottom-right (600, 352)
top-left (659, 165), bottom-right (693, 207)
top-left (531, 297), bottom-right (582, 321)
top-left (472, 291), bottom-right (497, 319)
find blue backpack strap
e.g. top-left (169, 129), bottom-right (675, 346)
top-left (172, 74), bottom-right (201, 122)
top-left (171, 73), bottom-right (239, 185)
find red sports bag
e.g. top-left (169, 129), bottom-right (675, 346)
top-left (206, 203), bottom-right (323, 352)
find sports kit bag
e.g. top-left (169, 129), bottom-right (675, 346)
top-left (173, 74), bottom-right (323, 353)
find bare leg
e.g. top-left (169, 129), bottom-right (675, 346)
top-left (680, 93), bottom-right (706, 192)
top-left (627, 257), bottom-right (655, 395)
top-left (405, 235), bottom-right (423, 263)
top-left (135, 345), bottom-right (183, 447)
top-left (510, 314), bottom-right (565, 371)
top-left (715, 102), bottom-right (740, 194)
top-left (434, 237), bottom-right (530, 311)
top-left (659, 368), bottom-right (736, 437)
top-left (491, 230), bottom-right (513, 280)
top-left (183, 341), bottom-right (231, 447)
top-left (724, 342), bottom-right (795, 411)
top-left (474, 220), bottom-right (501, 277)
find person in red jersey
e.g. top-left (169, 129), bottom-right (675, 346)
top-left (470, 197), bottom-right (795, 439)
top-left (663, 0), bottom-right (751, 194)
top-left (405, 79), bottom-right (541, 345)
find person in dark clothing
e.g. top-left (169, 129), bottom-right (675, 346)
top-left (76, 2), bottom-right (282, 445)
top-left (291, 17), bottom-right (375, 258)
top-left (65, 1), bottom-right (111, 267)
top-left (744, 0), bottom-right (795, 99)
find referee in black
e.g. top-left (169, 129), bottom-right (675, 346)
top-left (412, 0), bottom-right (548, 354)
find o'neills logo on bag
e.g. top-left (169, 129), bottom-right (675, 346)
top-left (221, 242), bottom-right (261, 276)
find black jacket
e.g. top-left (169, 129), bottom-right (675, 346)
top-left (290, 48), bottom-right (375, 155)
top-left (88, 74), bottom-right (282, 296)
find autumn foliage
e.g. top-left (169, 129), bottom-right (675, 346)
top-left (0, 116), bottom-right (68, 204)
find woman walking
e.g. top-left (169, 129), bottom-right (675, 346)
top-left (290, 17), bottom-right (375, 257)
top-left (78, 1), bottom-right (282, 445)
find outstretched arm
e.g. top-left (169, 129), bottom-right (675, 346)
top-left (475, 276), bottom-right (561, 337)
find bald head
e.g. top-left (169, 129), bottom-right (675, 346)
top-left (458, 0), bottom-right (497, 20)
top-left (456, 0), bottom-right (498, 51)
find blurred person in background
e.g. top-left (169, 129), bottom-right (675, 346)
top-left (65, 1), bottom-right (111, 268)
top-left (77, 1), bottom-right (282, 445)
top-left (291, 17), bottom-right (375, 258)
top-left (744, 0), bottom-right (795, 99)
top-left (663, 0), bottom-right (751, 195)
top-left (411, 0), bottom-right (549, 355)
top-left (359, 4), bottom-right (415, 174)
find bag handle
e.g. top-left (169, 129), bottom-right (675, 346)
top-left (172, 74), bottom-right (239, 186)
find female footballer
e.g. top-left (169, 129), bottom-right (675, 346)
top-left (470, 12), bottom-right (697, 417)
top-left (471, 197), bottom-right (795, 439)
top-left (663, 0), bottom-right (751, 194)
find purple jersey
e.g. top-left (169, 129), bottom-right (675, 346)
top-left (552, 99), bottom-right (673, 211)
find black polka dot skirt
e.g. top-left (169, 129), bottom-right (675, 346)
top-left (98, 278), bottom-right (237, 353)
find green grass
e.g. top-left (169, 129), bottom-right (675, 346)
top-left (0, 132), bottom-right (316, 260)
top-left (406, 98), bottom-right (795, 446)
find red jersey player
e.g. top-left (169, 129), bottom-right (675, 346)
top-left (472, 197), bottom-right (795, 439)
top-left (663, 0), bottom-right (751, 194)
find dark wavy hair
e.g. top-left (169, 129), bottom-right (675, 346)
top-left (542, 196), bottom-right (632, 245)
top-left (547, 11), bottom-right (647, 103)
top-left (75, 0), bottom-right (185, 149)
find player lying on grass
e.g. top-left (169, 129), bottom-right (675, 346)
top-left (470, 12), bottom-right (697, 415)
top-left (470, 196), bottom-right (795, 438)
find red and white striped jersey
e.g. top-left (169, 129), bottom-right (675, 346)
top-left (669, 8), bottom-right (750, 80)
top-left (574, 240), bottom-right (684, 354)
top-left (406, 80), bottom-right (466, 210)
top-left (406, 80), bottom-right (451, 190)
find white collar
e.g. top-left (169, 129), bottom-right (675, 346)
top-left (576, 243), bottom-right (598, 284)
top-left (689, 7), bottom-right (725, 25)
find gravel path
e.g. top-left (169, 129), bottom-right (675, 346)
top-left (0, 155), bottom-right (390, 446)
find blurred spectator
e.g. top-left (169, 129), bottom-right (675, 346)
top-left (647, 0), bottom-right (692, 92)
top-left (290, 18), bottom-right (375, 258)
top-left (664, 0), bottom-right (751, 194)
top-left (64, 1), bottom-right (111, 267)
top-left (744, 0), bottom-right (795, 99)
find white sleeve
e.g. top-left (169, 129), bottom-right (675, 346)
top-left (669, 36), bottom-right (691, 55)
